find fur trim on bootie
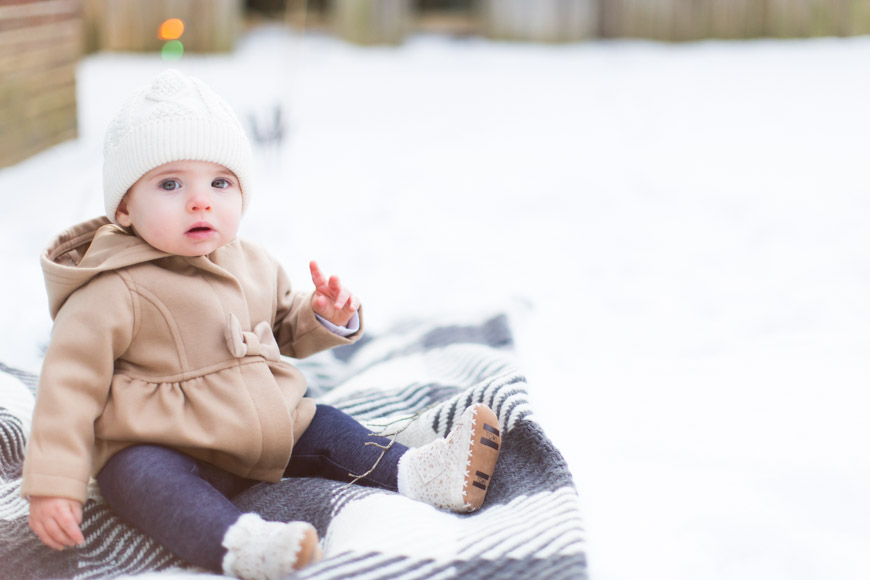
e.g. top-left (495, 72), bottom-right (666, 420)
top-left (397, 403), bottom-right (501, 512)
top-left (221, 513), bottom-right (322, 580)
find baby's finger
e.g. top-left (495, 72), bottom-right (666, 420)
top-left (309, 261), bottom-right (327, 288)
top-left (312, 293), bottom-right (329, 315)
top-left (333, 286), bottom-right (351, 310)
top-left (344, 294), bottom-right (360, 313)
top-left (31, 521), bottom-right (64, 551)
top-left (42, 518), bottom-right (76, 550)
top-left (327, 274), bottom-right (342, 294)
top-left (58, 504), bottom-right (85, 545)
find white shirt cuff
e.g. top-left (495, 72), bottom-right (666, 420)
top-left (315, 310), bottom-right (360, 337)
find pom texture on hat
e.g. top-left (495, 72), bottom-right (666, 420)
top-left (103, 69), bottom-right (253, 222)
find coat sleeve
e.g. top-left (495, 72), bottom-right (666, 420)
top-left (21, 273), bottom-right (136, 504)
top-left (272, 262), bottom-right (363, 359)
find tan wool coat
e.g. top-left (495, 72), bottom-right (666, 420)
top-left (21, 217), bottom-right (363, 504)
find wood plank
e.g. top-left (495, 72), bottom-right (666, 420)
top-left (0, 0), bottom-right (79, 20)
top-left (0, 68), bottom-right (75, 106)
top-left (0, 103), bottom-right (77, 169)
top-left (0, 78), bottom-right (76, 123)
top-left (0, 99), bottom-right (77, 140)
top-left (0, 27), bottom-right (81, 77)
top-left (0, 18), bottom-right (82, 52)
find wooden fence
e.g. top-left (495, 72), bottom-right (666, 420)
top-left (0, 0), bottom-right (82, 169)
top-left (596, 0), bottom-right (870, 41)
top-left (477, 0), bottom-right (599, 41)
top-left (332, 0), bottom-right (412, 45)
top-left (482, 0), bottom-right (870, 42)
top-left (324, 0), bottom-right (870, 44)
top-left (84, 0), bottom-right (243, 53)
top-left (3, 0), bottom-right (869, 168)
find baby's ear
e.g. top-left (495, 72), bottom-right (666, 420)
top-left (115, 196), bottom-right (132, 227)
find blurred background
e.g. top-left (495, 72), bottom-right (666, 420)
top-left (4, 0), bottom-right (870, 167)
top-left (2, 2), bottom-right (870, 580)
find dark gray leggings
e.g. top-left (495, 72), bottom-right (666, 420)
top-left (96, 405), bottom-right (408, 572)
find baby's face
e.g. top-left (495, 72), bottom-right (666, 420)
top-left (116, 160), bottom-right (243, 256)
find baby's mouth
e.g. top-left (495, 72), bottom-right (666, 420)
top-left (186, 223), bottom-right (215, 238)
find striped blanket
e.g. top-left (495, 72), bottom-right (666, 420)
top-left (0, 314), bottom-right (587, 579)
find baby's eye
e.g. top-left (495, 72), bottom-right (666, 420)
top-left (160, 179), bottom-right (181, 191)
top-left (212, 178), bottom-right (231, 189)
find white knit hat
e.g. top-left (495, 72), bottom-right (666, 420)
top-left (103, 69), bottom-right (253, 222)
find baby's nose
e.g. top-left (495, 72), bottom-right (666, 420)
top-left (187, 190), bottom-right (213, 211)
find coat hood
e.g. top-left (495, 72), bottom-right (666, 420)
top-left (42, 216), bottom-right (170, 319)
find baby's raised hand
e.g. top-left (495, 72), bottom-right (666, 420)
top-left (310, 260), bottom-right (360, 328)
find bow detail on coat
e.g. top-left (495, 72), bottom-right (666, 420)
top-left (225, 313), bottom-right (282, 362)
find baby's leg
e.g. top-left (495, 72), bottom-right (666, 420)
top-left (97, 444), bottom-right (320, 579)
top-left (97, 444), bottom-right (243, 572)
top-left (289, 404), bottom-right (501, 512)
top-left (284, 404), bottom-right (408, 490)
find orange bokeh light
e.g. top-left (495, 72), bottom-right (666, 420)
top-left (159, 19), bottom-right (185, 41)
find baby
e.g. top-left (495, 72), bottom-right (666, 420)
top-left (22, 70), bottom-right (501, 580)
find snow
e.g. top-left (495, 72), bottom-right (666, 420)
top-left (2, 25), bottom-right (869, 580)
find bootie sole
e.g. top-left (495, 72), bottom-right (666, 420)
top-left (462, 403), bottom-right (501, 511)
top-left (294, 525), bottom-right (323, 570)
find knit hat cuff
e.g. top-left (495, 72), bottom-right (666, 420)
top-left (104, 116), bottom-right (253, 222)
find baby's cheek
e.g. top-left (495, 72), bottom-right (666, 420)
top-left (142, 218), bottom-right (180, 250)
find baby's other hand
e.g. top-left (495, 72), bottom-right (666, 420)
top-left (309, 260), bottom-right (360, 328)
top-left (29, 496), bottom-right (84, 550)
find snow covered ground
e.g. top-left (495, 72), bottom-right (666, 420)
top-left (2, 25), bottom-right (869, 580)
